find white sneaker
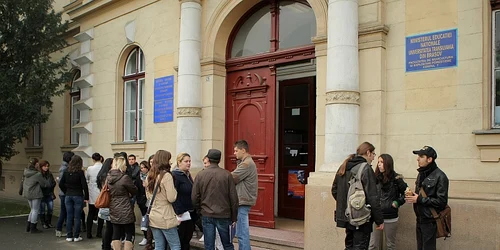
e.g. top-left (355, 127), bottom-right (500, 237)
top-left (138, 238), bottom-right (147, 246)
top-left (73, 237), bottom-right (83, 242)
top-left (66, 238), bottom-right (73, 242)
top-left (199, 235), bottom-right (204, 242)
top-left (56, 230), bottom-right (62, 237)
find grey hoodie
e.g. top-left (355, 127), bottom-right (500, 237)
top-left (22, 167), bottom-right (50, 200)
top-left (58, 161), bottom-right (68, 195)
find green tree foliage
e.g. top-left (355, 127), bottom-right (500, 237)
top-left (0, 0), bottom-right (72, 161)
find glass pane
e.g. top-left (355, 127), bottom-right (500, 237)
top-left (495, 70), bottom-right (500, 125)
top-left (231, 6), bottom-right (271, 57)
top-left (125, 111), bottom-right (136, 141)
top-left (125, 80), bottom-right (137, 111)
top-left (284, 84), bottom-right (309, 107)
top-left (283, 144), bottom-right (308, 167)
top-left (138, 110), bottom-right (144, 140)
top-left (71, 70), bottom-right (81, 93)
top-left (125, 49), bottom-right (137, 75)
top-left (138, 78), bottom-right (145, 109)
top-left (33, 124), bottom-right (41, 147)
top-left (283, 108), bottom-right (309, 143)
top-left (139, 49), bottom-right (145, 72)
top-left (279, 1), bottom-right (316, 50)
top-left (496, 12), bottom-right (500, 68)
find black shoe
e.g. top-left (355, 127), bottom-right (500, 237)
top-left (96, 233), bottom-right (102, 238)
top-left (26, 221), bottom-right (31, 232)
top-left (30, 223), bottom-right (42, 233)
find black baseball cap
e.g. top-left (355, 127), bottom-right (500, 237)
top-left (412, 146), bottom-right (437, 160)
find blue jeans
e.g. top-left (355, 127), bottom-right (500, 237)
top-left (56, 195), bottom-right (66, 231)
top-left (151, 227), bottom-right (181, 250)
top-left (65, 196), bottom-right (84, 238)
top-left (27, 199), bottom-right (41, 223)
top-left (202, 217), bottom-right (234, 250)
top-left (236, 205), bottom-right (251, 250)
top-left (40, 196), bottom-right (54, 215)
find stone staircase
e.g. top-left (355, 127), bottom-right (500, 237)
top-left (190, 226), bottom-right (304, 250)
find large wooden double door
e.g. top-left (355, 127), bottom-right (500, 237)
top-left (225, 67), bottom-right (276, 228)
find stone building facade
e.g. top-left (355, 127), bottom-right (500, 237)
top-left (1, 0), bottom-right (499, 249)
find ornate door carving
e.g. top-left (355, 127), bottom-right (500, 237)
top-left (226, 66), bottom-right (276, 228)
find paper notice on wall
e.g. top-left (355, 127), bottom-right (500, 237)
top-left (290, 149), bottom-right (298, 157)
top-left (292, 108), bottom-right (300, 116)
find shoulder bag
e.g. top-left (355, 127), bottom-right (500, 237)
top-left (141, 176), bottom-right (161, 231)
top-left (95, 180), bottom-right (111, 208)
top-left (420, 187), bottom-right (451, 239)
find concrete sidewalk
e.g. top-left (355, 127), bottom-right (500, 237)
top-left (0, 215), bottom-right (144, 250)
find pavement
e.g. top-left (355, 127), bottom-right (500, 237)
top-left (0, 215), bottom-right (145, 250)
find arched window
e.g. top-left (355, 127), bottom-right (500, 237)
top-left (123, 47), bottom-right (145, 142)
top-left (70, 70), bottom-right (81, 145)
top-left (230, 0), bottom-right (316, 58)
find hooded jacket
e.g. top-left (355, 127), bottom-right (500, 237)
top-left (22, 167), bottom-right (50, 200)
top-left (58, 161), bottom-right (69, 195)
top-left (332, 156), bottom-right (384, 231)
top-left (107, 169), bottom-right (137, 225)
top-left (413, 162), bottom-right (449, 223)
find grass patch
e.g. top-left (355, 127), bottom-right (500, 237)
top-left (0, 200), bottom-right (31, 217)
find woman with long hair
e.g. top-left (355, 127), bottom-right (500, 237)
top-left (331, 142), bottom-right (384, 250)
top-left (98, 158), bottom-right (114, 250)
top-left (172, 152), bottom-right (195, 250)
top-left (38, 160), bottom-right (56, 229)
top-left (137, 160), bottom-right (150, 246)
top-left (22, 158), bottom-right (50, 233)
top-left (368, 154), bottom-right (408, 250)
top-left (59, 155), bottom-right (89, 242)
top-left (146, 150), bottom-right (181, 250)
top-left (86, 152), bottom-right (104, 239)
top-left (108, 154), bottom-right (138, 250)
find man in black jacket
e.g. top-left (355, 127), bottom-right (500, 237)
top-left (405, 146), bottom-right (449, 250)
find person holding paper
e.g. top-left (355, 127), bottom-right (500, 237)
top-left (172, 152), bottom-right (196, 250)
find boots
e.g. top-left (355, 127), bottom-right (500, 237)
top-left (45, 214), bottom-right (53, 228)
top-left (26, 221), bottom-right (31, 232)
top-left (124, 241), bottom-right (134, 250)
top-left (111, 240), bottom-right (122, 250)
top-left (30, 223), bottom-right (42, 233)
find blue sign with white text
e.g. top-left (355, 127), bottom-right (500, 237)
top-left (406, 29), bottom-right (457, 72)
top-left (154, 75), bottom-right (174, 123)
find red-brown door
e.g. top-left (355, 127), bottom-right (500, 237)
top-left (225, 66), bottom-right (276, 228)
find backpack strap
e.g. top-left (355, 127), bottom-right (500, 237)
top-left (355, 162), bottom-right (367, 180)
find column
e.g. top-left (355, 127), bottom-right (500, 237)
top-left (176, 0), bottom-right (202, 168)
top-left (322, 0), bottom-right (360, 171)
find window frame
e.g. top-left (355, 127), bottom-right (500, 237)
top-left (228, 0), bottom-right (315, 59)
top-left (70, 70), bottom-right (81, 145)
top-left (122, 47), bottom-right (145, 142)
top-left (32, 123), bottom-right (41, 147)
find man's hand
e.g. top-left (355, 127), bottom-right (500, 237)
top-left (375, 223), bottom-right (384, 230)
top-left (405, 192), bottom-right (418, 204)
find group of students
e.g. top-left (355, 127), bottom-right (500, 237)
top-left (332, 142), bottom-right (449, 250)
top-left (20, 139), bottom-right (258, 250)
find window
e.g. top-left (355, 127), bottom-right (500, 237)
top-left (32, 124), bottom-right (41, 147)
top-left (123, 47), bottom-right (145, 141)
top-left (230, 0), bottom-right (316, 58)
top-left (70, 70), bottom-right (81, 144)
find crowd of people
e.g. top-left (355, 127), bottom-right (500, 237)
top-left (20, 139), bottom-right (258, 250)
top-left (332, 142), bottom-right (449, 250)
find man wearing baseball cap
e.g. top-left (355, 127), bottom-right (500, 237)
top-left (405, 146), bottom-right (449, 250)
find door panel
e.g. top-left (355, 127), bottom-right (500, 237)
top-left (226, 67), bottom-right (276, 228)
top-left (278, 77), bottom-right (316, 220)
